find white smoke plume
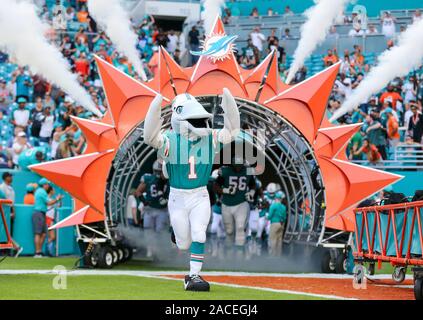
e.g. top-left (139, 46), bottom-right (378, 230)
top-left (203, 0), bottom-right (225, 35)
top-left (285, 0), bottom-right (349, 84)
top-left (88, 0), bottom-right (147, 81)
top-left (0, 0), bottom-right (101, 116)
top-left (331, 18), bottom-right (423, 121)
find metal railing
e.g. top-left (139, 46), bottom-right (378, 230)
top-left (352, 143), bottom-right (423, 169)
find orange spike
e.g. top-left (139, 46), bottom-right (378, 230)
top-left (325, 213), bottom-right (355, 232)
top-left (29, 150), bottom-right (115, 213)
top-left (209, 15), bottom-right (225, 35)
top-left (70, 116), bottom-right (117, 152)
top-left (94, 55), bottom-right (160, 127)
top-left (265, 62), bottom-right (341, 141)
top-left (315, 123), bottom-right (362, 158)
top-left (318, 156), bottom-right (403, 225)
top-left (244, 50), bottom-right (279, 93)
top-left (50, 205), bottom-right (105, 230)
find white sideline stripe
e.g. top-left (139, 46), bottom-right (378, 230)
top-left (156, 275), bottom-right (356, 300)
top-left (0, 269), bottom-right (413, 280)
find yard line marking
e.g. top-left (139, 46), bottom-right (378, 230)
top-left (0, 269), bottom-right (413, 280)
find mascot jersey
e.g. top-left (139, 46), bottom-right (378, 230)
top-left (140, 173), bottom-right (168, 209)
top-left (218, 166), bottom-right (254, 206)
top-left (159, 129), bottom-right (222, 189)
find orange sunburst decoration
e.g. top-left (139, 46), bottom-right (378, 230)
top-left (29, 17), bottom-right (402, 233)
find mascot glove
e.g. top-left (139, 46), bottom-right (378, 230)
top-left (144, 94), bottom-right (164, 149)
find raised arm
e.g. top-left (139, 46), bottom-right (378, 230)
top-left (144, 94), bottom-right (165, 149)
top-left (218, 88), bottom-right (240, 144)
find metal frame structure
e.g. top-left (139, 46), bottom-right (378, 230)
top-left (101, 96), bottom-right (332, 247)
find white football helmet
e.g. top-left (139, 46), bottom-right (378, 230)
top-left (152, 159), bottom-right (162, 177)
top-left (266, 183), bottom-right (277, 195)
top-left (211, 169), bottom-right (219, 179)
top-left (171, 93), bottom-right (212, 137)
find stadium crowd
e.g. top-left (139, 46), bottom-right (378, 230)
top-left (1, 1), bottom-right (423, 257)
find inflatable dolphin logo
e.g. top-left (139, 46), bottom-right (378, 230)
top-left (190, 35), bottom-right (238, 57)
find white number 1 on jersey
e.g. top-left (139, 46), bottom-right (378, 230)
top-left (188, 156), bottom-right (197, 179)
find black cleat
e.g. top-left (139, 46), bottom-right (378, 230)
top-left (184, 275), bottom-right (210, 292)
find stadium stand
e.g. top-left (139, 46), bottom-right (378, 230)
top-left (0, 0), bottom-right (422, 256)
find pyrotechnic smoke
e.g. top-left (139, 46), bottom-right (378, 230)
top-left (331, 18), bottom-right (423, 121)
top-left (203, 0), bottom-right (225, 35)
top-left (87, 0), bottom-right (147, 81)
top-left (285, 0), bottom-right (349, 84)
top-left (0, 0), bottom-right (101, 116)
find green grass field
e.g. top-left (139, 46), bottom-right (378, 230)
top-left (0, 257), bottom-right (323, 300)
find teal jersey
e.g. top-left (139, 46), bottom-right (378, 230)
top-left (260, 191), bottom-right (276, 217)
top-left (34, 187), bottom-right (49, 212)
top-left (140, 173), bottom-right (168, 209)
top-left (18, 147), bottom-right (46, 171)
top-left (268, 201), bottom-right (287, 224)
top-left (218, 166), bottom-right (254, 207)
top-left (160, 130), bottom-right (221, 189)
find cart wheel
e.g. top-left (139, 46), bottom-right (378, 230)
top-left (83, 251), bottom-right (99, 268)
top-left (97, 246), bottom-right (114, 269)
top-left (111, 247), bottom-right (119, 265)
top-left (335, 253), bottom-right (347, 274)
top-left (122, 245), bottom-right (133, 262)
top-left (392, 266), bottom-right (406, 283)
top-left (414, 277), bottom-right (423, 300)
top-left (368, 263), bottom-right (375, 276)
top-left (116, 247), bottom-right (124, 262)
top-left (321, 251), bottom-right (336, 273)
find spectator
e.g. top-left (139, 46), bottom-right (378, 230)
top-left (18, 147), bottom-right (45, 171)
top-left (267, 191), bottom-right (287, 256)
top-left (77, 5), bottom-right (89, 23)
top-left (355, 139), bottom-right (382, 165)
top-left (407, 104), bottom-right (423, 143)
top-left (126, 189), bottom-right (139, 226)
top-left (166, 30), bottom-right (179, 54)
top-left (0, 78), bottom-right (12, 114)
top-left (188, 26), bottom-right (200, 65)
top-left (148, 46), bottom-right (160, 77)
top-left (240, 39), bottom-right (259, 69)
top-left (64, 6), bottom-right (76, 22)
top-left (74, 52), bottom-right (90, 77)
top-left (323, 49), bottom-right (339, 67)
top-left (267, 8), bottom-right (274, 17)
top-left (250, 7), bottom-right (259, 18)
top-left (349, 25), bottom-right (365, 37)
top-left (43, 92), bottom-right (56, 111)
top-left (0, 172), bottom-right (22, 256)
top-left (365, 114), bottom-right (388, 159)
top-left (12, 67), bottom-right (32, 102)
top-left (381, 11), bottom-right (396, 38)
top-left (413, 9), bottom-right (422, 23)
top-left (348, 130), bottom-right (364, 160)
top-left (9, 131), bottom-right (31, 166)
top-left (0, 172), bottom-right (15, 223)
top-left (24, 183), bottom-right (36, 205)
top-left (283, 6), bottom-right (294, 17)
top-left (250, 27), bottom-right (266, 54)
top-left (269, 39), bottom-right (285, 66)
top-left (402, 76), bottom-right (417, 104)
top-left (30, 97), bottom-right (44, 138)
top-left (281, 28), bottom-right (292, 40)
top-left (367, 24), bottom-right (379, 35)
top-left (32, 179), bottom-right (63, 258)
top-left (32, 75), bottom-right (48, 100)
top-left (380, 83), bottom-right (403, 110)
top-left (10, 97), bottom-right (31, 132)
top-left (386, 108), bottom-right (400, 149)
top-left (55, 135), bottom-right (76, 159)
top-left (39, 106), bottom-right (55, 143)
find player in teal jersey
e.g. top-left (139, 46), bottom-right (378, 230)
top-left (136, 160), bottom-right (169, 232)
top-left (214, 159), bottom-right (256, 247)
top-left (143, 89), bottom-right (240, 291)
top-left (17, 147), bottom-right (46, 171)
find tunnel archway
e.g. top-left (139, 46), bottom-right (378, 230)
top-left (106, 95), bottom-right (326, 245)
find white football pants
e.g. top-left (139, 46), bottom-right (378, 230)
top-left (222, 201), bottom-right (250, 246)
top-left (168, 186), bottom-right (211, 250)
